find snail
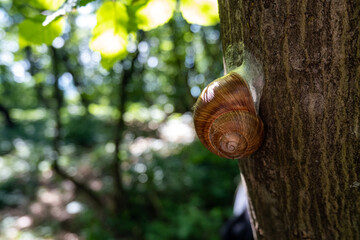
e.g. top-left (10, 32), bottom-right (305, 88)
top-left (193, 52), bottom-right (264, 159)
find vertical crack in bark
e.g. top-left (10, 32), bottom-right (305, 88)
top-left (282, 2), bottom-right (298, 237)
top-left (327, 0), bottom-right (348, 237)
top-left (299, 1), bottom-right (313, 235)
top-left (316, 2), bottom-right (331, 238)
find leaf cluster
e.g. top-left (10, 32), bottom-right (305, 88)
top-left (17, 0), bottom-right (219, 69)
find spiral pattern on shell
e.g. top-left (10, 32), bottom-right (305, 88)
top-left (193, 72), bottom-right (264, 159)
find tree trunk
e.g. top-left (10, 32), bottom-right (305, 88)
top-left (217, 0), bottom-right (360, 239)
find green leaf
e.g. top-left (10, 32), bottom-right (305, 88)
top-left (89, 1), bottom-right (129, 69)
top-left (130, 0), bottom-right (149, 5)
top-left (19, 17), bottom-right (65, 47)
top-left (180, 0), bottom-right (219, 26)
top-left (78, 0), bottom-right (96, 7)
top-left (118, 0), bottom-right (137, 5)
top-left (135, 0), bottom-right (176, 31)
top-left (28, 0), bottom-right (65, 10)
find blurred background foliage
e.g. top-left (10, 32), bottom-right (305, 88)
top-left (0, 0), bottom-right (240, 239)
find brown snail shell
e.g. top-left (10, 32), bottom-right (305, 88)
top-left (193, 72), bottom-right (264, 159)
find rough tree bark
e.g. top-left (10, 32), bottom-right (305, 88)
top-left (217, 1), bottom-right (360, 239)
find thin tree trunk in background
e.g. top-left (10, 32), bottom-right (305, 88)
top-left (0, 104), bottom-right (14, 128)
top-left (50, 47), bottom-right (103, 208)
top-left (218, 1), bottom-right (360, 239)
top-left (112, 51), bottom-right (140, 213)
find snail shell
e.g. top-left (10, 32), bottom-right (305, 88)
top-left (193, 72), bottom-right (264, 159)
